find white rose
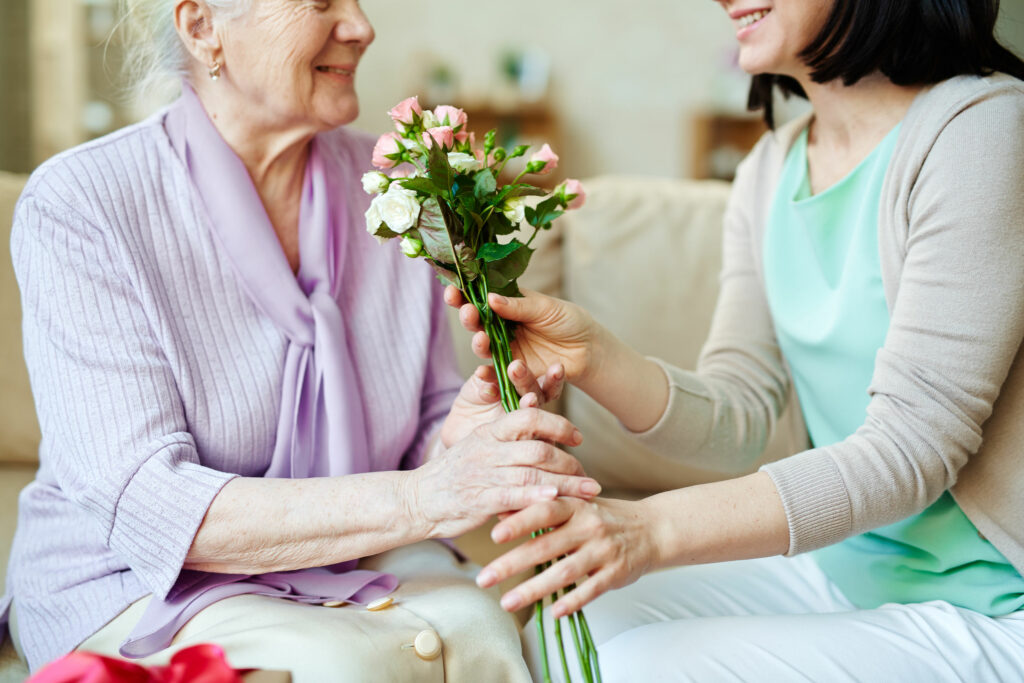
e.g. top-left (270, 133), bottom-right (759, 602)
top-left (361, 171), bottom-right (390, 195)
top-left (502, 197), bottom-right (527, 225)
top-left (421, 110), bottom-right (440, 130)
top-left (377, 183), bottom-right (421, 233)
top-left (365, 198), bottom-right (388, 243)
top-left (400, 235), bottom-right (424, 258)
top-left (447, 152), bottom-right (482, 174)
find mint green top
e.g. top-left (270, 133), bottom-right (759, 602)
top-left (763, 125), bottom-right (1024, 616)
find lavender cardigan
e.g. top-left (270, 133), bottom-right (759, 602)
top-left (3, 106), bottom-right (461, 671)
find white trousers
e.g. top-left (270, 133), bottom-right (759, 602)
top-left (71, 541), bottom-right (531, 683)
top-left (523, 554), bottom-right (1024, 682)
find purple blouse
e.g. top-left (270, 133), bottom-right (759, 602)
top-left (3, 87), bottom-right (462, 671)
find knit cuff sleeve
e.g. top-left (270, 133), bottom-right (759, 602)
top-left (107, 436), bottom-right (236, 599)
top-left (760, 449), bottom-right (853, 555)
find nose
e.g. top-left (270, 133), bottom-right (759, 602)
top-left (334, 1), bottom-right (375, 51)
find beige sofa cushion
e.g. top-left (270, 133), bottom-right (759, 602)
top-left (0, 171), bottom-right (39, 465)
top-left (560, 176), bottom-right (795, 492)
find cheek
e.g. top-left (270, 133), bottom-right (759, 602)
top-left (232, 5), bottom-right (324, 79)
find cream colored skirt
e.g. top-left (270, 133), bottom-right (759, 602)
top-left (74, 541), bottom-right (530, 683)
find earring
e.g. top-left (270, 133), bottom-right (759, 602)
top-left (208, 62), bottom-right (222, 81)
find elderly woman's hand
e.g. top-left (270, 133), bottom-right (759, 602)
top-left (475, 496), bottom-right (658, 618)
top-left (411, 409), bottom-right (600, 540)
top-left (440, 363), bottom-right (567, 448)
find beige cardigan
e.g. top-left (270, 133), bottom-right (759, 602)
top-left (633, 74), bottom-right (1024, 573)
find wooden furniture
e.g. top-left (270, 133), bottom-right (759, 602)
top-left (28, 0), bottom-right (129, 167)
top-left (690, 111), bottom-right (767, 181)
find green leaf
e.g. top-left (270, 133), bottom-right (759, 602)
top-left (426, 142), bottom-right (453, 195)
top-left (527, 195), bottom-right (566, 228)
top-left (489, 280), bottom-right (522, 298)
top-left (536, 195), bottom-right (563, 216)
top-left (494, 183), bottom-right (547, 206)
top-left (429, 262), bottom-right (461, 288)
top-left (487, 212), bottom-right (517, 237)
top-left (484, 240), bottom-right (533, 291)
top-left (506, 184), bottom-right (548, 199)
top-left (478, 240), bottom-right (522, 262)
top-left (473, 169), bottom-right (497, 199)
top-left (454, 243), bottom-right (481, 280)
top-left (399, 177), bottom-right (444, 195)
top-left (373, 222), bottom-right (400, 241)
top-left (417, 197), bottom-right (456, 264)
top-left (438, 199), bottom-right (465, 240)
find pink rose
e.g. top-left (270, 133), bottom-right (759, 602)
top-left (455, 130), bottom-right (471, 144)
top-left (560, 179), bottom-right (586, 209)
top-left (372, 132), bottom-right (403, 169)
top-left (388, 96), bottom-right (422, 128)
top-left (529, 144), bottom-right (559, 175)
top-left (390, 166), bottom-right (415, 179)
top-left (433, 105), bottom-right (468, 129)
top-left (422, 126), bottom-right (455, 150)
top-left (473, 146), bottom-right (494, 166)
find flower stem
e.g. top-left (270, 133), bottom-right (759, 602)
top-left (553, 588), bottom-right (572, 682)
top-left (534, 557), bottom-right (552, 682)
top-left (566, 610), bottom-right (593, 683)
top-left (463, 276), bottom-right (603, 682)
top-left (578, 612), bottom-right (602, 683)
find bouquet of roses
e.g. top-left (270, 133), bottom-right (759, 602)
top-left (364, 96), bottom-right (599, 683)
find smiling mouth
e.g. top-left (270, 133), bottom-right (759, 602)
top-left (316, 66), bottom-right (354, 76)
top-left (737, 9), bottom-right (771, 28)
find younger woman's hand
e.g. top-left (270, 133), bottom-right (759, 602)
top-left (443, 286), bottom-right (603, 386)
top-left (475, 497), bottom-right (658, 618)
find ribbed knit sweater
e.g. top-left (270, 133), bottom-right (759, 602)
top-left (632, 74), bottom-right (1024, 572)
top-left (2, 110), bottom-right (461, 671)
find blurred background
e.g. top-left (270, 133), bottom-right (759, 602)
top-left (1, 0), bottom-right (1023, 182)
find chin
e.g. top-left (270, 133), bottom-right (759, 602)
top-left (736, 53), bottom-right (768, 76)
top-left (315, 100), bottom-right (360, 130)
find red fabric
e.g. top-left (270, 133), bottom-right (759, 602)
top-left (27, 644), bottom-right (250, 683)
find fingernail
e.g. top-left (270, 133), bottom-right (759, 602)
top-left (501, 592), bottom-right (522, 611)
top-left (540, 486), bottom-right (559, 498)
top-left (572, 429), bottom-right (583, 445)
top-left (477, 568), bottom-right (497, 587)
top-left (552, 603), bottom-right (567, 619)
top-left (582, 480), bottom-right (601, 496)
top-left (491, 526), bottom-right (509, 543)
top-left (553, 366), bottom-right (564, 380)
top-left (492, 294), bottom-right (509, 306)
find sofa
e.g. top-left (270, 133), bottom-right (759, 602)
top-left (0, 171), bottom-right (795, 680)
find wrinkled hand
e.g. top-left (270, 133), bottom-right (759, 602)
top-left (476, 497), bottom-right (656, 618)
top-left (440, 363), bottom-right (567, 448)
top-left (411, 409), bottom-right (600, 540)
top-left (444, 286), bottom-right (600, 386)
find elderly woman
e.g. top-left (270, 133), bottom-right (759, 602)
top-left (0, 0), bottom-right (600, 679)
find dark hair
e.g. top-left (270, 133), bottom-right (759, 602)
top-left (748, 0), bottom-right (1024, 128)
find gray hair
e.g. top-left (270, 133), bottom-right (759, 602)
top-left (118, 0), bottom-right (249, 106)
